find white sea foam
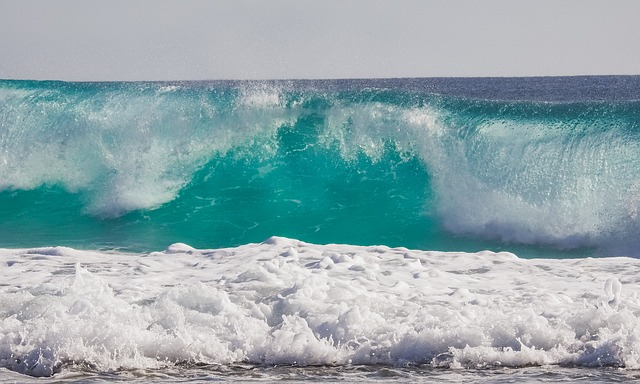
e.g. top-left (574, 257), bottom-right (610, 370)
top-left (1, 237), bottom-right (640, 377)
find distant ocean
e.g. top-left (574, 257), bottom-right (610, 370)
top-left (2, 76), bottom-right (640, 382)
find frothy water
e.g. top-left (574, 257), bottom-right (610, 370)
top-left (2, 237), bottom-right (640, 379)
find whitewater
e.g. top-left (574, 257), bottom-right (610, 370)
top-left (2, 76), bottom-right (640, 381)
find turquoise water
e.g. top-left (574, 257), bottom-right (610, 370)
top-left (2, 77), bottom-right (640, 257)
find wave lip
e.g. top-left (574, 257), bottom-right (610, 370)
top-left (1, 238), bottom-right (640, 377)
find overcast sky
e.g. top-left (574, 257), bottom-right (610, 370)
top-left (1, 0), bottom-right (639, 81)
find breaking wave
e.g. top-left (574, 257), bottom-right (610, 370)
top-left (1, 78), bottom-right (640, 256)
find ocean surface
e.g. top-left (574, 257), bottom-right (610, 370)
top-left (2, 76), bottom-right (640, 382)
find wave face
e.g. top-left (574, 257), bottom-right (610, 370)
top-left (2, 77), bottom-right (640, 256)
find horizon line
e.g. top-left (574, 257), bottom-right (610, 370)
top-left (2, 73), bottom-right (640, 83)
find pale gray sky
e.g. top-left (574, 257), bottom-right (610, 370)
top-left (1, 0), bottom-right (638, 81)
